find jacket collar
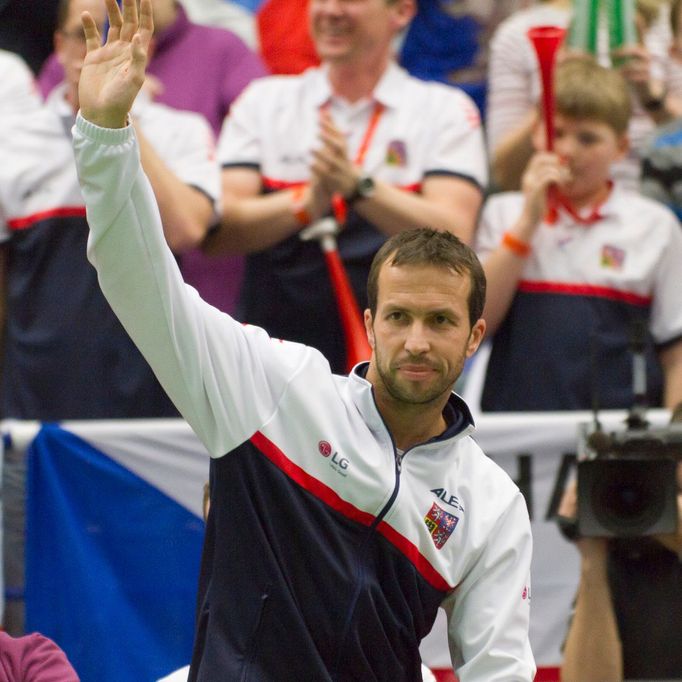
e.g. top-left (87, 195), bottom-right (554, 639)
top-left (346, 362), bottom-right (476, 450)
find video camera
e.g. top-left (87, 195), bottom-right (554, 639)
top-left (576, 421), bottom-right (681, 537)
top-left (575, 321), bottom-right (681, 538)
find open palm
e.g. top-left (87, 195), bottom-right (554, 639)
top-left (78, 0), bottom-right (153, 128)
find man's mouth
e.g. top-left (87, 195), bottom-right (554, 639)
top-left (397, 363), bottom-right (437, 379)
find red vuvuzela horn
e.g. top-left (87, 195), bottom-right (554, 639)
top-left (528, 25), bottom-right (566, 222)
top-left (321, 240), bottom-right (372, 372)
top-left (327, 193), bottom-right (372, 372)
top-left (299, 194), bottom-right (372, 373)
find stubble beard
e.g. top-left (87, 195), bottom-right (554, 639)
top-left (374, 349), bottom-right (463, 407)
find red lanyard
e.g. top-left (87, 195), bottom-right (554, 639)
top-left (322, 101), bottom-right (385, 225)
top-left (322, 99), bottom-right (385, 166)
top-left (352, 101), bottom-right (385, 166)
top-left (548, 182), bottom-right (613, 226)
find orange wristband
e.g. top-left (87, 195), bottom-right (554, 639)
top-left (291, 185), bottom-right (311, 226)
top-left (502, 231), bottom-right (531, 257)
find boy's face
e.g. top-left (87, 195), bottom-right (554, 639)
top-left (545, 114), bottom-right (629, 202)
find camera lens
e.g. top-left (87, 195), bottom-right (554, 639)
top-left (591, 460), bottom-right (663, 535)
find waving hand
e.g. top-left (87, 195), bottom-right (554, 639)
top-left (78, 0), bottom-right (153, 128)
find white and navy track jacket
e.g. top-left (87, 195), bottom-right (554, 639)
top-left (73, 114), bottom-right (535, 682)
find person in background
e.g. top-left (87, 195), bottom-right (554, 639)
top-left (640, 0), bottom-right (682, 219)
top-left (398, 0), bottom-right (530, 118)
top-left (210, 0), bottom-right (487, 373)
top-left (486, 0), bottom-right (676, 192)
top-left (0, 50), bottom-right (43, 114)
top-left (38, 0), bottom-right (267, 315)
top-left (175, 0), bottom-right (258, 50)
top-left (71, 2), bottom-right (534, 678)
top-left (38, 0), bottom-right (265, 134)
top-left (1, 0), bottom-right (218, 421)
top-left (0, 0), bottom-right (218, 636)
top-left (476, 57), bottom-right (682, 412)
top-left (0, 631), bottom-right (79, 681)
top-left (557, 408), bottom-right (682, 681)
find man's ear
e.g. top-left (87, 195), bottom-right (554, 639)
top-left (466, 318), bottom-right (486, 359)
top-left (364, 309), bottom-right (375, 350)
top-left (391, 0), bottom-right (417, 32)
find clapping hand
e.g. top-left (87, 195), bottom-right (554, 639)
top-left (78, 0), bottom-right (153, 129)
top-left (311, 110), bottom-right (360, 199)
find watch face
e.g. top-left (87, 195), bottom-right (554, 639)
top-left (358, 175), bottom-right (375, 198)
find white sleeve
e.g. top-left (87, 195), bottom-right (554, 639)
top-left (140, 108), bottom-right (221, 211)
top-left (216, 80), bottom-right (263, 168)
top-left (441, 492), bottom-right (535, 682)
top-left (474, 194), bottom-right (513, 260)
top-left (73, 113), bottom-right (312, 457)
top-left (486, 19), bottom-right (537, 157)
top-left (428, 88), bottom-right (488, 189)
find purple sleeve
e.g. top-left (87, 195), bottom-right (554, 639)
top-left (36, 53), bottom-right (64, 100)
top-left (0, 632), bottom-right (80, 682)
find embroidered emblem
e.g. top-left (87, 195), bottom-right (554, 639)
top-left (424, 502), bottom-right (459, 549)
top-left (601, 244), bottom-right (625, 270)
top-left (386, 139), bottom-right (407, 166)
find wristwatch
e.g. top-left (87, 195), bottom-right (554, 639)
top-left (345, 175), bottom-right (375, 205)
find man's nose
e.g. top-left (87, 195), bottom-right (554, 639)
top-left (404, 322), bottom-right (430, 355)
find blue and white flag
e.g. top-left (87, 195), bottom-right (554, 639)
top-left (25, 422), bottom-right (208, 682)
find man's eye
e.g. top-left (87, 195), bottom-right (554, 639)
top-left (388, 311), bottom-right (404, 321)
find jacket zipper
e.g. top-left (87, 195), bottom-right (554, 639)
top-left (330, 405), bottom-right (410, 679)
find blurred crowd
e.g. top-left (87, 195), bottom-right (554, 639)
top-left (2, 1), bottom-right (682, 680)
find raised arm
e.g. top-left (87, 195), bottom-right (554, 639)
top-left (74, 0), bottom-right (309, 456)
top-left (479, 150), bottom-right (566, 336)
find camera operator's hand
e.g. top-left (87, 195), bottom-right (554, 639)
top-left (557, 480), bottom-right (610, 554)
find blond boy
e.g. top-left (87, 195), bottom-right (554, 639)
top-left (476, 57), bottom-right (682, 413)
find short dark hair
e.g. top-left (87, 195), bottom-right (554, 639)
top-left (366, 228), bottom-right (486, 326)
